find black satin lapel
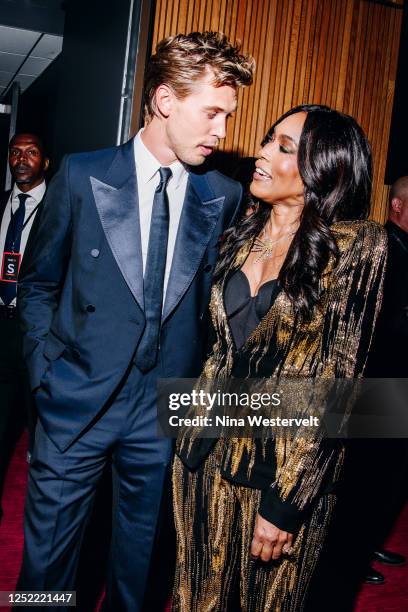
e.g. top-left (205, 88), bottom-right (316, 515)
top-left (90, 173), bottom-right (144, 310)
top-left (162, 178), bottom-right (225, 321)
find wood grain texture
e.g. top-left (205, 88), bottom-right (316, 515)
top-left (147, 0), bottom-right (404, 222)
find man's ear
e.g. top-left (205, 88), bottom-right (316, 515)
top-left (391, 197), bottom-right (402, 214)
top-left (43, 157), bottom-right (50, 173)
top-left (154, 84), bottom-right (174, 118)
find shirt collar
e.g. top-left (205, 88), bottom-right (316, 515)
top-left (386, 220), bottom-right (408, 247)
top-left (12, 180), bottom-right (46, 204)
top-left (134, 129), bottom-right (188, 190)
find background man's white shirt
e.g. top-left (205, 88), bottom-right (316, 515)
top-left (0, 180), bottom-right (46, 306)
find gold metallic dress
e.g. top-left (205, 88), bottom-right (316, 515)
top-left (173, 221), bottom-right (387, 612)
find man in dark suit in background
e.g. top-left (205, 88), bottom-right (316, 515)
top-left (366, 176), bottom-right (408, 377)
top-left (361, 175), bottom-right (408, 582)
top-left (0, 133), bottom-right (49, 524)
top-left (16, 32), bottom-right (254, 610)
top-left (306, 177), bottom-right (408, 611)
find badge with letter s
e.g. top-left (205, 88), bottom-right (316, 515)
top-left (1, 251), bottom-right (21, 282)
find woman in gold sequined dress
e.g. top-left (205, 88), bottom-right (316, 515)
top-left (172, 105), bottom-right (387, 611)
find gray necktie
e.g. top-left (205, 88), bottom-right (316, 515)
top-left (135, 167), bottom-right (172, 373)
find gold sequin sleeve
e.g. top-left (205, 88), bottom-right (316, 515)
top-left (259, 221), bottom-right (387, 532)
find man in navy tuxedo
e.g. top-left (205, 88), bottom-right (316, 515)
top-left (16, 32), bottom-right (254, 609)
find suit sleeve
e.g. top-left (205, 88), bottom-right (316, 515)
top-left (258, 222), bottom-right (388, 533)
top-left (17, 155), bottom-right (73, 391)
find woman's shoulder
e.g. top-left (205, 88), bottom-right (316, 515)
top-left (330, 220), bottom-right (387, 256)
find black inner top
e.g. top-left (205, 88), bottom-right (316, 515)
top-left (224, 269), bottom-right (280, 350)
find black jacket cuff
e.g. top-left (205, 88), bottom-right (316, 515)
top-left (259, 487), bottom-right (307, 534)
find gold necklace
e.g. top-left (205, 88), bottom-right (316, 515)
top-left (252, 225), bottom-right (297, 263)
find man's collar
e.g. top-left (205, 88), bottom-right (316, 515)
top-left (386, 220), bottom-right (408, 246)
top-left (169, 157), bottom-right (188, 190)
top-left (12, 180), bottom-right (46, 203)
top-left (134, 129), bottom-right (188, 189)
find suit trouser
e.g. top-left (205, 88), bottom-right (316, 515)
top-left (17, 363), bottom-right (172, 611)
top-left (0, 316), bottom-right (35, 522)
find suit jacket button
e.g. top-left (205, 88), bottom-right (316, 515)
top-left (91, 249), bottom-right (100, 258)
top-left (72, 349), bottom-right (81, 359)
top-left (86, 304), bottom-right (96, 313)
top-left (204, 264), bottom-right (212, 273)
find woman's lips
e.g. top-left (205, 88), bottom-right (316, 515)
top-left (253, 167), bottom-right (272, 181)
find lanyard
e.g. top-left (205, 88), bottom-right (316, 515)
top-left (22, 203), bottom-right (40, 230)
top-left (8, 201), bottom-right (40, 252)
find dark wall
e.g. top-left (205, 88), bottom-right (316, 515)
top-left (0, 114), bottom-right (10, 189)
top-left (53, 0), bottom-right (133, 159)
top-left (17, 0), bottom-right (138, 170)
top-left (385, 1), bottom-right (408, 184)
top-left (17, 57), bottom-right (62, 174)
top-left (0, 0), bottom-right (64, 35)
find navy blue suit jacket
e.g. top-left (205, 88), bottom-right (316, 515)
top-left (17, 138), bottom-right (242, 452)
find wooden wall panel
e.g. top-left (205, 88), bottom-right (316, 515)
top-left (147, 0), bottom-right (404, 222)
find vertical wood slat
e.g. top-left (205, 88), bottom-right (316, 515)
top-left (143, 0), bottom-right (404, 223)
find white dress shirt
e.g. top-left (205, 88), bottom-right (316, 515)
top-left (0, 180), bottom-right (46, 306)
top-left (134, 129), bottom-right (188, 298)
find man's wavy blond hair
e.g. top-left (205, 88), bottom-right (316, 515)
top-left (144, 31), bottom-right (255, 121)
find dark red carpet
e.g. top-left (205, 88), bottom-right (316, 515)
top-left (0, 431), bottom-right (27, 604)
top-left (0, 432), bottom-right (406, 611)
top-left (354, 503), bottom-right (408, 612)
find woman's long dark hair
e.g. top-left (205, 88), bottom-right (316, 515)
top-left (215, 104), bottom-right (373, 321)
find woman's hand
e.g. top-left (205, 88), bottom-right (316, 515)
top-left (250, 513), bottom-right (293, 562)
